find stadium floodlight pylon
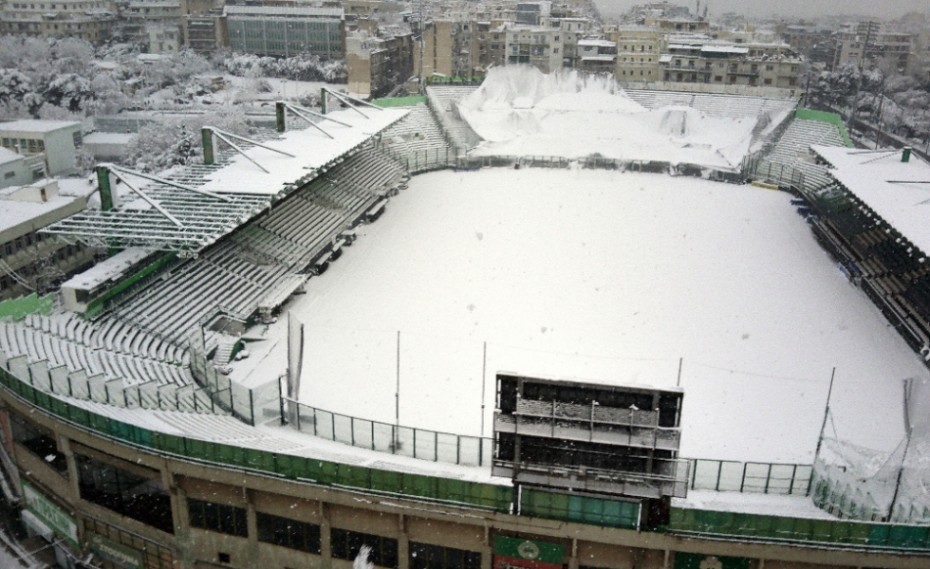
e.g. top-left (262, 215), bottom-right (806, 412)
top-left (203, 127), bottom-right (296, 174)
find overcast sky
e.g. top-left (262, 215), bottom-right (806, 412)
top-left (594, 0), bottom-right (928, 20)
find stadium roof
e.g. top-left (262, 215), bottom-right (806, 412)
top-left (41, 105), bottom-right (408, 255)
top-left (812, 145), bottom-right (930, 257)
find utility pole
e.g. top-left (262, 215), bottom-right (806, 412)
top-left (418, 0), bottom-right (425, 94)
top-left (848, 21), bottom-right (877, 132)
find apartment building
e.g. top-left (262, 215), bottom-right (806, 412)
top-left (0, 0), bottom-right (116, 44)
top-left (833, 21), bottom-right (913, 72)
top-left (661, 36), bottom-right (801, 89)
top-left (611, 25), bottom-right (664, 81)
top-left (347, 31), bottom-right (414, 98)
top-left (505, 25), bottom-right (563, 73)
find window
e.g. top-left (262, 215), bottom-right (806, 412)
top-left (331, 528), bottom-right (398, 568)
top-left (257, 513), bottom-right (321, 553)
top-left (10, 411), bottom-right (68, 476)
top-left (188, 499), bottom-right (247, 537)
top-left (410, 542), bottom-right (480, 569)
top-left (77, 453), bottom-right (173, 534)
top-left (4, 171), bottom-right (14, 179)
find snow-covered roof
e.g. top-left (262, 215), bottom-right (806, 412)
top-left (0, 120), bottom-right (81, 134)
top-left (0, 147), bottom-right (22, 166)
top-left (578, 39), bottom-right (615, 48)
top-left (61, 247), bottom-right (156, 290)
top-left (41, 106), bottom-right (408, 254)
top-left (197, 106), bottom-right (407, 197)
top-left (701, 45), bottom-right (749, 55)
top-left (0, 192), bottom-right (82, 235)
top-left (812, 145), bottom-right (930, 257)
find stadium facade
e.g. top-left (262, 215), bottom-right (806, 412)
top-left (1, 77), bottom-right (930, 569)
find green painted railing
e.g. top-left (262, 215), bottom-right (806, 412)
top-left (373, 96), bottom-right (427, 108)
top-left (521, 487), bottom-right (641, 530)
top-left (0, 366), bottom-right (512, 512)
top-left (0, 293), bottom-right (54, 320)
top-left (794, 108), bottom-right (854, 148)
top-left (670, 507), bottom-right (930, 551)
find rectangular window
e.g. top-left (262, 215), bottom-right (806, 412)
top-left (188, 499), bottom-right (247, 537)
top-left (77, 453), bottom-right (173, 534)
top-left (331, 528), bottom-right (398, 568)
top-left (256, 512), bottom-right (321, 553)
top-left (10, 411), bottom-right (68, 477)
top-left (410, 542), bottom-right (481, 569)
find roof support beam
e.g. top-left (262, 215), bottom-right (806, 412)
top-left (282, 105), bottom-right (335, 139)
top-left (286, 102), bottom-right (353, 127)
top-left (106, 167), bottom-right (184, 228)
top-left (108, 164), bottom-right (233, 203)
top-left (321, 88), bottom-right (382, 119)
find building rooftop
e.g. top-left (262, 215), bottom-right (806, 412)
top-left (0, 120), bottom-right (81, 134)
top-left (0, 147), bottom-right (22, 166)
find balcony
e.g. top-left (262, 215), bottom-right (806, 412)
top-left (496, 398), bottom-right (681, 451)
top-left (493, 458), bottom-right (689, 499)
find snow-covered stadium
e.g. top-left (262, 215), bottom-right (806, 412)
top-left (2, 67), bottom-right (930, 569)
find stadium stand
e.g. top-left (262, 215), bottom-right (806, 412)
top-left (112, 144), bottom-right (406, 341)
top-left (752, 116), bottom-right (848, 191)
top-left (379, 105), bottom-right (454, 172)
top-left (426, 86), bottom-right (484, 152)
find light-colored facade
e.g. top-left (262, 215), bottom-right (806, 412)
top-left (505, 25), bottom-right (563, 73)
top-left (611, 25), bottom-right (664, 81)
top-left (123, 0), bottom-right (182, 53)
top-left (576, 38), bottom-right (616, 73)
top-left (833, 22), bottom-right (913, 72)
top-left (0, 148), bottom-right (35, 190)
top-left (347, 32), bottom-right (414, 98)
top-left (180, 0), bottom-right (225, 53)
top-left (0, 120), bottom-right (83, 177)
top-left (0, 0), bottom-right (116, 44)
top-left (660, 36), bottom-right (801, 89)
top-left (0, 181), bottom-right (93, 299)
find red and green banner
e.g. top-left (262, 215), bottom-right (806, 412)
top-left (493, 535), bottom-right (564, 569)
